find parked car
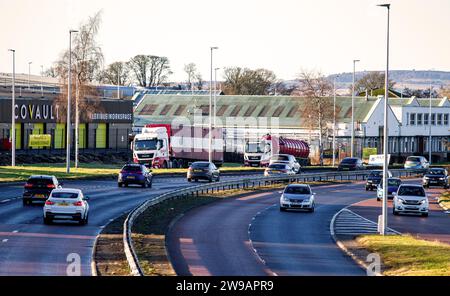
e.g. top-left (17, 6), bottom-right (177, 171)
top-left (43, 188), bottom-right (89, 225)
top-left (392, 184), bottom-right (429, 217)
top-left (338, 157), bottom-right (365, 171)
top-left (269, 154), bottom-right (301, 174)
top-left (118, 164), bottom-right (153, 188)
top-left (376, 177), bottom-right (402, 201)
top-left (264, 163), bottom-right (296, 177)
top-left (187, 162), bottom-right (220, 182)
top-left (365, 170), bottom-right (392, 191)
top-left (422, 168), bottom-right (449, 188)
top-left (23, 175), bottom-right (62, 206)
top-left (279, 184), bottom-right (315, 212)
top-left (404, 156), bottom-right (429, 170)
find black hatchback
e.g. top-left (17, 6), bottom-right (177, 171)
top-left (187, 162), bottom-right (220, 182)
top-left (422, 168), bottom-right (449, 189)
top-left (338, 157), bottom-right (365, 171)
top-left (23, 175), bottom-right (62, 205)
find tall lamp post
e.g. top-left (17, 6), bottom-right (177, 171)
top-left (428, 81), bottom-right (432, 164)
top-left (209, 46), bottom-right (218, 163)
top-left (28, 62), bottom-right (32, 90)
top-left (40, 65), bottom-right (44, 97)
top-left (67, 29), bottom-right (78, 173)
top-left (333, 75), bottom-right (339, 167)
top-left (351, 59), bottom-right (360, 158)
top-left (378, 3), bottom-right (390, 236)
top-left (8, 49), bottom-right (16, 167)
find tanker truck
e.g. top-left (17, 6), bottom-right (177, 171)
top-left (132, 123), bottom-right (223, 168)
top-left (244, 134), bottom-right (310, 167)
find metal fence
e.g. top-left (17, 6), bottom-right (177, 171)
top-left (121, 168), bottom-right (426, 276)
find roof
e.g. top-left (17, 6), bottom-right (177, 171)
top-left (51, 188), bottom-right (82, 193)
top-left (134, 94), bottom-right (379, 128)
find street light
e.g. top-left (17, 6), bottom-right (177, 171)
top-left (67, 29), bottom-right (78, 173)
top-left (214, 67), bottom-right (220, 128)
top-left (209, 46), bottom-right (218, 163)
top-left (40, 65), bottom-right (44, 97)
top-left (351, 59), bottom-right (360, 158)
top-left (378, 3), bottom-right (390, 236)
top-left (8, 49), bottom-right (16, 167)
top-left (28, 61), bottom-right (32, 90)
top-left (333, 75), bottom-right (339, 167)
top-left (117, 65), bottom-right (121, 99)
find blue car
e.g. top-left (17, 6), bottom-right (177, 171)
top-left (377, 178), bottom-right (402, 201)
top-left (118, 164), bottom-right (153, 188)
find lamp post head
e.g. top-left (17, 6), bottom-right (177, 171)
top-left (8, 49), bottom-right (15, 53)
top-left (377, 3), bottom-right (390, 9)
top-left (210, 46), bottom-right (218, 50)
top-left (353, 59), bottom-right (360, 63)
top-left (70, 30), bottom-right (79, 33)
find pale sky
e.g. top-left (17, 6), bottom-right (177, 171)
top-left (1, 0), bottom-right (449, 82)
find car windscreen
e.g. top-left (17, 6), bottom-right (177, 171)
top-left (272, 155), bottom-right (289, 161)
top-left (268, 164), bottom-right (288, 169)
top-left (428, 169), bottom-right (444, 175)
top-left (27, 178), bottom-right (53, 185)
top-left (122, 166), bottom-right (142, 172)
top-left (387, 179), bottom-right (401, 186)
top-left (341, 158), bottom-right (357, 164)
top-left (397, 186), bottom-right (425, 197)
top-left (369, 171), bottom-right (382, 177)
top-left (285, 186), bottom-right (311, 195)
top-left (134, 139), bottom-right (158, 151)
top-left (51, 192), bottom-right (79, 199)
top-left (406, 157), bottom-right (421, 163)
top-left (191, 163), bottom-right (210, 168)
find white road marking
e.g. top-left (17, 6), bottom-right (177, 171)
top-left (2, 239), bottom-right (8, 243)
top-left (12, 230), bottom-right (18, 233)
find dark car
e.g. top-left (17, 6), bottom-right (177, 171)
top-left (422, 168), bottom-right (449, 188)
top-left (23, 175), bottom-right (62, 206)
top-left (118, 164), bottom-right (153, 188)
top-left (338, 157), bottom-right (365, 171)
top-left (377, 178), bottom-right (402, 201)
top-left (187, 162), bottom-right (220, 182)
top-left (365, 170), bottom-right (393, 191)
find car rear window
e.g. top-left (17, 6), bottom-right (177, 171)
top-left (428, 169), bottom-right (444, 175)
top-left (122, 165), bottom-right (142, 172)
top-left (341, 158), bottom-right (357, 164)
top-left (406, 157), bottom-right (421, 162)
top-left (398, 186), bottom-right (425, 197)
top-left (370, 171), bottom-right (382, 177)
top-left (27, 178), bottom-right (53, 185)
top-left (51, 192), bottom-right (79, 199)
top-left (272, 155), bottom-right (289, 161)
top-left (269, 164), bottom-right (288, 169)
top-left (191, 163), bottom-right (210, 168)
top-left (285, 186), bottom-right (311, 195)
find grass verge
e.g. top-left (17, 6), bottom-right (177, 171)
top-left (356, 234), bottom-right (450, 276)
top-left (438, 190), bottom-right (450, 210)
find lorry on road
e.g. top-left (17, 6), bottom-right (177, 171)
top-left (244, 134), bottom-right (310, 167)
top-left (132, 124), bottom-right (223, 168)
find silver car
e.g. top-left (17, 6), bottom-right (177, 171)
top-left (279, 184), bottom-right (315, 212)
top-left (270, 154), bottom-right (301, 174)
top-left (392, 184), bottom-right (429, 217)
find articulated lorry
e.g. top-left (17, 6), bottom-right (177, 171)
top-left (132, 124), bottom-right (223, 168)
top-left (244, 134), bottom-right (310, 167)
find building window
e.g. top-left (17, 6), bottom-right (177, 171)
top-left (417, 113), bottom-right (423, 125)
top-left (424, 113), bottom-right (429, 125)
top-left (409, 113), bottom-right (416, 125)
top-left (431, 113), bottom-right (436, 125)
top-left (444, 114), bottom-right (449, 126)
top-left (437, 113), bottom-right (442, 125)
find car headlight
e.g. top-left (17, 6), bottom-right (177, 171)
top-left (420, 199), bottom-right (427, 204)
top-left (424, 176), bottom-right (429, 180)
top-left (281, 195), bottom-right (289, 201)
top-left (439, 178), bottom-right (444, 180)
top-left (303, 198), bottom-right (310, 203)
top-left (398, 198), bottom-right (405, 203)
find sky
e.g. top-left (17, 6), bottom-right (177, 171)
top-left (1, 0), bottom-right (450, 82)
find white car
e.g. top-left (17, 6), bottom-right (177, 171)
top-left (392, 184), bottom-right (429, 217)
top-left (43, 188), bottom-right (90, 225)
top-left (279, 184), bottom-right (315, 212)
top-left (264, 163), bottom-right (296, 177)
top-left (270, 154), bottom-right (301, 174)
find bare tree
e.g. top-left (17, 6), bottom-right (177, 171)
top-left (43, 66), bottom-right (58, 78)
top-left (195, 73), bottom-right (204, 90)
top-left (295, 70), bottom-right (334, 165)
top-left (354, 71), bottom-right (396, 95)
top-left (184, 63), bottom-right (197, 89)
top-left (128, 55), bottom-right (172, 87)
top-left (222, 67), bottom-right (276, 95)
top-left (99, 61), bottom-right (131, 86)
top-left (129, 55), bottom-right (149, 87)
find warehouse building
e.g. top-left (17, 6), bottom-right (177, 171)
top-left (0, 88), bottom-right (133, 153)
top-left (133, 94), bottom-right (450, 163)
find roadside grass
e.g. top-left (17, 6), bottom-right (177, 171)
top-left (356, 234), bottom-right (450, 276)
top-left (438, 190), bottom-right (450, 209)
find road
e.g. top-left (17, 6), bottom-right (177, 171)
top-left (167, 180), bottom-right (449, 276)
top-left (0, 174), bottom-right (258, 276)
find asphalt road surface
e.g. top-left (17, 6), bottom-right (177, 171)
top-left (0, 174), bottom-right (257, 276)
top-left (167, 179), bottom-right (449, 276)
